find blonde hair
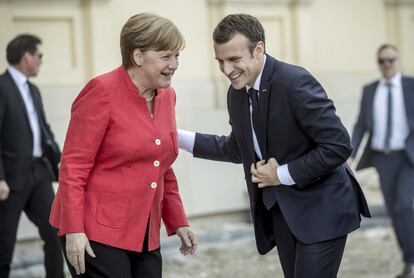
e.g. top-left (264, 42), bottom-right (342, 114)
top-left (120, 13), bottom-right (185, 68)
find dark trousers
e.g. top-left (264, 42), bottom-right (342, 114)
top-left (372, 151), bottom-right (414, 263)
top-left (60, 231), bottom-right (162, 278)
top-left (0, 159), bottom-right (64, 278)
top-left (270, 204), bottom-right (347, 278)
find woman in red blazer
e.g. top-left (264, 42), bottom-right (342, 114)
top-left (49, 13), bottom-right (197, 277)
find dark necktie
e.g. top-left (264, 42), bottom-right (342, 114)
top-left (384, 82), bottom-right (393, 153)
top-left (248, 88), bottom-right (261, 138)
top-left (249, 88), bottom-right (277, 209)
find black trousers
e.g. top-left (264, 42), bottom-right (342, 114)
top-left (372, 151), bottom-right (414, 263)
top-left (0, 159), bottom-right (64, 278)
top-left (270, 203), bottom-right (347, 278)
top-left (60, 230), bottom-right (162, 278)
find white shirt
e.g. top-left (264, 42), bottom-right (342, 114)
top-left (371, 72), bottom-right (409, 151)
top-left (178, 55), bottom-right (295, 186)
top-left (7, 65), bottom-right (42, 157)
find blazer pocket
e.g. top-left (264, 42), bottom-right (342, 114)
top-left (171, 131), bottom-right (179, 155)
top-left (96, 192), bottom-right (130, 229)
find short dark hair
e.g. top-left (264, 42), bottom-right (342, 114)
top-left (213, 14), bottom-right (265, 54)
top-left (6, 34), bottom-right (42, 65)
top-left (377, 43), bottom-right (398, 56)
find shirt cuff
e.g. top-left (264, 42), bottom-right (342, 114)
top-left (178, 129), bottom-right (195, 153)
top-left (277, 164), bottom-right (295, 186)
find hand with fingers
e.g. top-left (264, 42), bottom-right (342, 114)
top-left (175, 227), bottom-right (198, 255)
top-left (250, 158), bottom-right (281, 188)
top-left (66, 232), bottom-right (96, 275)
top-left (0, 180), bottom-right (10, 201)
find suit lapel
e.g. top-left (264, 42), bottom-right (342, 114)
top-left (4, 71), bottom-right (33, 134)
top-left (257, 55), bottom-right (275, 160)
top-left (235, 87), bottom-right (256, 162)
top-left (402, 77), bottom-right (414, 131)
top-left (27, 82), bottom-right (41, 116)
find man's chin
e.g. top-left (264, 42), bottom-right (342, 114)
top-left (230, 81), bottom-right (246, 90)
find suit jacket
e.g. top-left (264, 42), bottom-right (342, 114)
top-left (351, 76), bottom-right (414, 170)
top-left (194, 55), bottom-right (370, 254)
top-left (49, 65), bottom-right (189, 252)
top-left (0, 70), bottom-right (60, 190)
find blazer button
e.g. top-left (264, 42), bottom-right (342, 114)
top-left (154, 160), bottom-right (160, 167)
top-left (151, 182), bottom-right (157, 189)
top-left (155, 139), bottom-right (161, 145)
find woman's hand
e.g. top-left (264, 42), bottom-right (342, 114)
top-left (66, 232), bottom-right (96, 275)
top-left (175, 227), bottom-right (197, 255)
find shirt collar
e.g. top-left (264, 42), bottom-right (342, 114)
top-left (7, 65), bottom-right (28, 87)
top-left (247, 55), bottom-right (267, 92)
top-left (380, 72), bottom-right (401, 88)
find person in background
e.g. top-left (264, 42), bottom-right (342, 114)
top-left (350, 44), bottom-right (414, 278)
top-left (0, 34), bottom-right (64, 278)
top-left (179, 14), bottom-right (370, 278)
top-left (49, 13), bottom-right (197, 278)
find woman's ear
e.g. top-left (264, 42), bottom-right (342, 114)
top-left (132, 48), bottom-right (143, 66)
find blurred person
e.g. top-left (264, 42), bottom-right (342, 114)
top-left (0, 34), bottom-right (64, 277)
top-left (349, 44), bottom-right (414, 278)
top-left (49, 13), bottom-right (197, 278)
top-left (179, 14), bottom-right (370, 278)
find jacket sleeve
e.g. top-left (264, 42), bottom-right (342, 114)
top-left (286, 71), bottom-right (353, 188)
top-left (59, 79), bottom-right (110, 233)
top-left (350, 87), bottom-right (369, 158)
top-left (193, 131), bottom-right (242, 163)
top-left (162, 167), bottom-right (189, 235)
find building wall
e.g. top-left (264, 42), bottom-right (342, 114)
top-left (0, 0), bottom-right (414, 240)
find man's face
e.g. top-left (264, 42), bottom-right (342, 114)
top-left (377, 47), bottom-right (399, 80)
top-left (24, 46), bottom-right (43, 77)
top-left (214, 33), bottom-right (264, 90)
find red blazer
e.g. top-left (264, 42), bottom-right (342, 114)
top-left (50, 65), bottom-right (189, 252)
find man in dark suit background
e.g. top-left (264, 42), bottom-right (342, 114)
top-left (179, 14), bottom-right (370, 278)
top-left (0, 34), bottom-right (64, 277)
top-left (350, 44), bottom-right (414, 278)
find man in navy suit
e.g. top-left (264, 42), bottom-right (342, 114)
top-left (179, 14), bottom-right (370, 278)
top-left (350, 44), bottom-right (414, 278)
top-left (0, 34), bottom-right (64, 277)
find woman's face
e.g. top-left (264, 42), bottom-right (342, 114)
top-left (137, 49), bottom-right (180, 90)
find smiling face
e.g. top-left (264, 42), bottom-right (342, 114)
top-left (134, 48), bottom-right (179, 91)
top-left (214, 33), bottom-right (265, 90)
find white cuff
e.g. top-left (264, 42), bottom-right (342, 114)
top-left (277, 164), bottom-right (295, 186)
top-left (178, 129), bottom-right (195, 153)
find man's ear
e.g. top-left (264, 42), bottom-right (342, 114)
top-left (254, 41), bottom-right (265, 58)
top-left (21, 51), bottom-right (31, 64)
top-left (132, 48), bottom-right (143, 66)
